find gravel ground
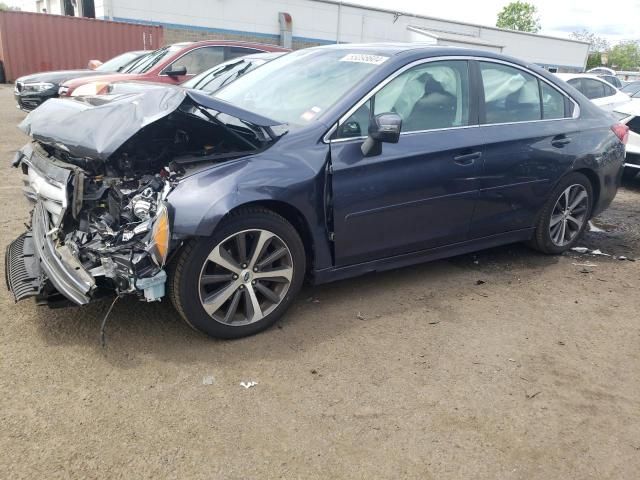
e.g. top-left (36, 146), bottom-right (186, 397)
top-left (1, 85), bottom-right (639, 479)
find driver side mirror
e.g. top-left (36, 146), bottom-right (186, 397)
top-left (361, 113), bottom-right (402, 157)
top-left (163, 65), bottom-right (187, 77)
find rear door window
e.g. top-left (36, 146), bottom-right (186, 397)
top-left (225, 47), bottom-right (262, 60)
top-left (581, 79), bottom-right (606, 99)
top-left (479, 62), bottom-right (541, 123)
top-left (166, 46), bottom-right (225, 75)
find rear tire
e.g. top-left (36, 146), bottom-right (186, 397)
top-left (168, 207), bottom-right (306, 339)
top-left (529, 172), bottom-right (593, 254)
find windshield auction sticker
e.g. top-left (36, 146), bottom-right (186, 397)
top-left (339, 54), bottom-right (389, 65)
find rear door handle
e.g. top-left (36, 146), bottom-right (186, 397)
top-left (552, 135), bottom-right (572, 147)
top-left (453, 151), bottom-right (482, 165)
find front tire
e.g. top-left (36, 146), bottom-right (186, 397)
top-left (529, 172), bottom-right (593, 254)
top-left (169, 208), bottom-right (306, 339)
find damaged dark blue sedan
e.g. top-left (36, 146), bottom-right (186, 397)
top-left (6, 44), bottom-right (628, 338)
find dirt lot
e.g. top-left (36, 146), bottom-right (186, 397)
top-left (1, 84), bottom-right (639, 479)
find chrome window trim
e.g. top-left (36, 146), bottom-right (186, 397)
top-left (323, 55), bottom-right (580, 144)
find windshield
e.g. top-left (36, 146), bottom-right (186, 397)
top-left (182, 58), bottom-right (264, 93)
top-left (213, 48), bottom-right (390, 127)
top-left (122, 45), bottom-right (184, 74)
top-left (95, 51), bottom-right (147, 72)
top-left (621, 82), bottom-right (640, 96)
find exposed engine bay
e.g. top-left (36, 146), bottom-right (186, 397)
top-left (6, 86), bottom-right (286, 306)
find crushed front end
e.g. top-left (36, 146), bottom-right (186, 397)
top-left (7, 143), bottom-right (173, 305)
top-left (5, 84), bottom-right (285, 307)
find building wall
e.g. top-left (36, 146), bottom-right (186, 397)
top-left (30, 0), bottom-right (587, 70)
top-left (98, 0), bottom-right (588, 70)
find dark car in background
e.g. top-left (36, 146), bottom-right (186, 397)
top-left (13, 50), bottom-right (148, 111)
top-left (58, 41), bottom-right (289, 97)
top-left (7, 45), bottom-right (627, 340)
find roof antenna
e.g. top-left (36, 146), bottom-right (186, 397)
top-left (100, 295), bottom-right (120, 348)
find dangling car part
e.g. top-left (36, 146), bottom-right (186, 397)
top-left (6, 83), bottom-right (286, 307)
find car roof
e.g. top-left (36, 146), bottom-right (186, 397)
top-left (167, 40), bottom-right (289, 52)
top-left (304, 43), bottom-right (543, 67)
top-left (556, 73), bottom-right (608, 82)
top-left (309, 42), bottom-right (484, 55)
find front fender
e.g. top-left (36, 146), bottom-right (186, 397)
top-left (166, 135), bottom-right (335, 273)
top-left (168, 158), bottom-right (285, 238)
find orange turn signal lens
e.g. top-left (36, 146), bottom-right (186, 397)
top-left (149, 203), bottom-right (170, 267)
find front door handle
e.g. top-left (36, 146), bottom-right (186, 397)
top-left (453, 151), bottom-right (482, 165)
top-left (552, 135), bottom-right (572, 147)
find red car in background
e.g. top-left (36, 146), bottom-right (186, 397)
top-left (59, 40), bottom-right (288, 97)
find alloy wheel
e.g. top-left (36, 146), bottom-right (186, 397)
top-left (549, 184), bottom-right (589, 247)
top-left (198, 229), bottom-right (293, 326)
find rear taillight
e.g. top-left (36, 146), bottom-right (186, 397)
top-left (611, 123), bottom-right (629, 145)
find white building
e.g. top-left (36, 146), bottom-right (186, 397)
top-left (30, 0), bottom-right (590, 71)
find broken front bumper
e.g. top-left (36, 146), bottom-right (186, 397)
top-left (6, 202), bottom-right (94, 305)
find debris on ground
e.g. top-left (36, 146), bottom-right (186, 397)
top-left (240, 381), bottom-right (258, 389)
top-left (526, 391), bottom-right (541, 399)
top-left (475, 280), bottom-right (486, 285)
top-left (202, 376), bottom-right (215, 385)
top-left (356, 312), bottom-right (365, 320)
top-left (428, 321), bottom-right (440, 325)
top-left (589, 221), bottom-right (606, 233)
top-left (571, 247), bottom-right (613, 257)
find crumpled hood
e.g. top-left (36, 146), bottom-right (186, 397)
top-left (18, 84), bottom-right (285, 160)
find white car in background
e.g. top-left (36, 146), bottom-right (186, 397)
top-left (556, 73), bottom-right (630, 111)
top-left (614, 99), bottom-right (640, 180)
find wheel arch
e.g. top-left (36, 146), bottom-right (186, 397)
top-left (224, 200), bottom-right (315, 274)
top-left (572, 167), bottom-right (601, 216)
top-left (531, 167), bottom-right (600, 228)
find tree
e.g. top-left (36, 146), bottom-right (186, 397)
top-left (0, 2), bottom-right (20, 11)
top-left (586, 53), bottom-right (602, 70)
top-left (570, 29), bottom-right (609, 53)
top-left (608, 41), bottom-right (640, 71)
top-left (496, 1), bottom-right (541, 33)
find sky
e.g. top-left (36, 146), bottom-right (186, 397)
top-left (348, 0), bottom-right (640, 44)
top-left (5, 0), bottom-right (640, 44)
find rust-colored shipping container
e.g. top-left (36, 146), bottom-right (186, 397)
top-left (0, 11), bottom-right (163, 82)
